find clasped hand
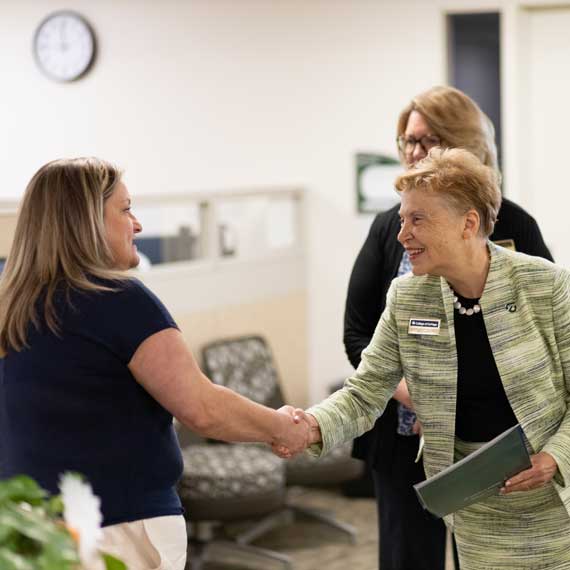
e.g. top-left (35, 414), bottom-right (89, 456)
top-left (271, 405), bottom-right (317, 459)
top-left (500, 451), bottom-right (558, 494)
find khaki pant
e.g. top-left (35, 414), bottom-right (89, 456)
top-left (97, 515), bottom-right (187, 570)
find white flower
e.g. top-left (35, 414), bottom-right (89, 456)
top-left (59, 473), bottom-right (104, 567)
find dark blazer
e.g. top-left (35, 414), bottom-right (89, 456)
top-left (344, 197), bottom-right (554, 471)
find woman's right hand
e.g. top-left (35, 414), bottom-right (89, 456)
top-left (272, 406), bottom-right (321, 458)
top-left (501, 451), bottom-right (558, 493)
top-left (393, 378), bottom-right (414, 410)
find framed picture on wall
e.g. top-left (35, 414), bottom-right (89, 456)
top-left (356, 152), bottom-right (403, 214)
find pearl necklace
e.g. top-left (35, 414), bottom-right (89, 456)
top-left (451, 289), bottom-right (481, 317)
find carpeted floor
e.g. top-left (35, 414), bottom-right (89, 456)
top-left (193, 486), bottom-right (378, 570)
top-left (191, 486), bottom-right (456, 570)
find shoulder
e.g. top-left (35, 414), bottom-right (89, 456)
top-left (71, 276), bottom-right (153, 303)
top-left (498, 197), bottom-right (530, 216)
top-left (70, 277), bottom-right (172, 322)
top-left (494, 244), bottom-right (554, 272)
top-left (493, 198), bottom-right (553, 260)
top-left (369, 204), bottom-right (401, 235)
top-left (495, 198), bottom-right (540, 232)
top-left (107, 277), bottom-right (159, 301)
top-left (492, 244), bottom-right (564, 292)
top-left (73, 277), bottom-right (177, 361)
top-left (109, 278), bottom-right (171, 315)
top-left (498, 249), bottom-right (570, 322)
top-left (364, 205), bottom-right (402, 258)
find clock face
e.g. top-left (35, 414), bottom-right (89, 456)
top-left (33, 11), bottom-right (96, 82)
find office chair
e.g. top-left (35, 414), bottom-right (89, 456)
top-left (201, 335), bottom-right (363, 543)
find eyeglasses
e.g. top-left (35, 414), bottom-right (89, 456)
top-left (397, 134), bottom-right (441, 155)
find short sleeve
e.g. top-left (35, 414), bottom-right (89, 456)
top-left (73, 278), bottom-right (179, 364)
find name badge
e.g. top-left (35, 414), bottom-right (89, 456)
top-left (408, 318), bottom-right (441, 335)
top-left (493, 238), bottom-right (516, 251)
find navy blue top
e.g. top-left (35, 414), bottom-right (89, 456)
top-left (0, 278), bottom-right (184, 526)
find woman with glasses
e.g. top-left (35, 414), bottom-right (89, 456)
top-left (343, 86), bottom-right (553, 570)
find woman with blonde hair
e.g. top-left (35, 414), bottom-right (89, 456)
top-left (0, 158), bottom-right (309, 570)
top-left (296, 147), bottom-right (570, 569)
top-left (344, 86), bottom-right (553, 570)
top-left (396, 85), bottom-right (498, 169)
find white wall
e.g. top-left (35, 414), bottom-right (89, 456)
top-left (519, 5), bottom-right (570, 266)
top-left (1, 0), bottom-right (567, 402)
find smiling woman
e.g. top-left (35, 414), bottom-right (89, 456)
top-left (295, 147), bottom-right (570, 570)
top-left (103, 181), bottom-right (142, 270)
top-left (0, 157), bottom-right (310, 570)
top-left (396, 148), bottom-right (501, 296)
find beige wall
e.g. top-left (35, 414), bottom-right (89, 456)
top-left (137, 249), bottom-right (308, 407)
top-left (176, 291), bottom-right (308, 407)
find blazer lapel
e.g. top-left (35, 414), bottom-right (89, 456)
top-left (407, 278), bottom-right (458, 478)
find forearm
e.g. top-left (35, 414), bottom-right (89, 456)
top-left (130, 328), bottom-right (307, 452)
top-left (307, 385), bottom-right (385, 456)
top-left (180, 380), bottom-right (284, 445)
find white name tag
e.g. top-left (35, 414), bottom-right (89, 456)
top-left (408, 318), bottom-right (441, 335)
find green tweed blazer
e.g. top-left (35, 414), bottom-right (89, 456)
top-left (309, 242), bottom-right (570, 517)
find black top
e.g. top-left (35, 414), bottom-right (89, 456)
top-left (0, 278), bottom-right (184, 526)
top-left (344, 198), bottom-right (553, 468)
top-left (453, 293), bottom-right (518, 441)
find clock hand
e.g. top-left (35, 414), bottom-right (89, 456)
top-left (59, 18), bottom-right (67, 51)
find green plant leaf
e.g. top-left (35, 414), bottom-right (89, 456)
top-left (45, 496), bottom-right (64, 518)
top-left (38, 529), bottom-right (80, 567)
top-left (102, 552), bottom-right (128, 570)
top-left (0, 477), bottom-right (46, 506)
top-left (0, 548), bottom-right (36, 570)
top-left (0, 524), bottom-right (14, 543)
top-left (1, 532), bottom-right (41, 556)
top-left (0, 503), bottom-right (79, 567)
top-left (0, 474), bottom-right (112, 570)
top-left (0, 504), bottom-right (62, 543)
top-left (36, 541), bottom-right (79, 570)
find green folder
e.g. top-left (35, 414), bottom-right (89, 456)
top-left (414, 424), bottom-right (531, 518)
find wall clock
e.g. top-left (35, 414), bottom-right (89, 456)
top-left (33, 11), bottom-right (96, 82)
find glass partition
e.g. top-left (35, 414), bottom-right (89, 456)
top-left (133, 188), bottom-right (303, 268)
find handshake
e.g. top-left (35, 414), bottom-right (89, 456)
top-left (271, 405), bottom-right (322, 459)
